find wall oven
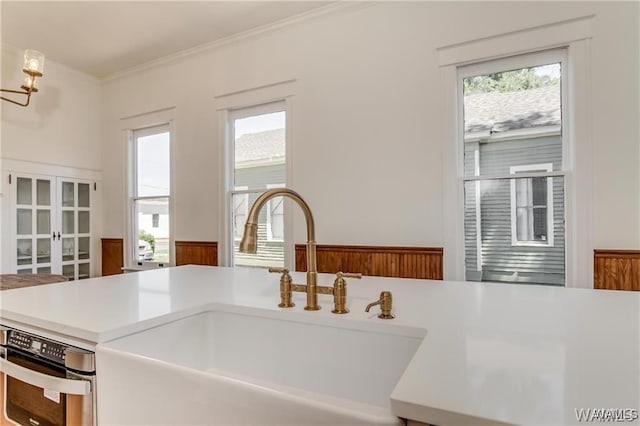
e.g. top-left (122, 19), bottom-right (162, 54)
top-left (0, 328), bottom-right (95, 426)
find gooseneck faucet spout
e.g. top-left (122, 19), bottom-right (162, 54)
top-left (239, 188), bottom-right (320, 310)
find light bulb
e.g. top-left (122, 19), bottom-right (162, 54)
top-left (21, 74), bottom-right (39, 92)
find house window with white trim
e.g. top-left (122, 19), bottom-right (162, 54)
top-left (460, 49), bottom-right (566, 286)
top-left (131, 124), bottom-right (171, 265)
top-left (228, 102), bottom-right (286, 268)
top-left (510, 164), bottom-right (554, 246)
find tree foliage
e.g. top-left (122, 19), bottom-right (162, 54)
top-left (464, 68), bottom-right (559, 95)
top-left (139, 229), bottom-right (155, 253)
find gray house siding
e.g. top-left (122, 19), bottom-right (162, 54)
top-left (464, 135), bottom-right (565, 285)
top-left (235, 163), bottom-right (285, 190)
top-left (464, 154), bottom-right (480, 281)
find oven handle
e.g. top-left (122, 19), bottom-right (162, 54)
top-left (0, 358), bottom-right (91, 396)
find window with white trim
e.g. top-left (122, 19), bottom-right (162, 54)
top-left (131, 124), bottom-right (171, 265)
top-left (510, 163), bottom-right (554, 246)
top-left (460, 49), bottom-right (566, 286)
top-left (228, 102), bottom-right (286, 268)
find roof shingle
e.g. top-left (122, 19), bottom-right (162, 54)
top-left (464, 85), bottom-right (560, 134)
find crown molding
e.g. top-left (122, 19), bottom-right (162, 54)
top-left (102, 2), bottom-right (373, 83)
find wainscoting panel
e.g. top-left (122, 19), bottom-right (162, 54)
top-left (295, 245), bottom-right (443, 280)
top-left (594, 250), bottom-right (640, 291)
top-left (175, 241), bottom-right (218, 266)
top-left (101, 238), bottom-right (124, 276)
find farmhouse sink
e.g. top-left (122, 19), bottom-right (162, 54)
top-left (97, 306), bottom-right (426, 425)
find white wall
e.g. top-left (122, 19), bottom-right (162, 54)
top-left (1, 44), bottom-right (103, 273)
top-left (1, 45), bottom-right (103, 170)
top-left (101, 2), bottom-right (639, 268)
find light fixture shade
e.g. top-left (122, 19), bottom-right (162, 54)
top-left (23, 49), bottom-right (45, 76)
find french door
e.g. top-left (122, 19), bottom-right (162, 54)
top-left (12, 173), bottom-right (93, 280)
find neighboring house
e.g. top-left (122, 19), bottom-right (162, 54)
top-left (463, 85), bottom-right (565, 285)
top-left (137, 200), bottom-right (170, 262)
top-left (233, 128), bottom-right (285, 267)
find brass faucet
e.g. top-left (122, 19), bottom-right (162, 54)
top-left (365, 291), bottom-right (395, 319)
top-left (239, 188), bottom-right (321, 310)
top-left (269, 268), bottom-right (361, 313)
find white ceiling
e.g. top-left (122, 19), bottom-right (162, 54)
top-left (1, 1), bottom-right (331, 79)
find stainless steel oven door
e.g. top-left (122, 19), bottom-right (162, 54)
top-left (0, 352), bottom-right (94, 426)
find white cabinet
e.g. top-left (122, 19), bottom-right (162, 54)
top-left (10, 173), bottom-right (95, 280)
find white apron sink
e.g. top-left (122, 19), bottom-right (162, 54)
top-left (97, 306), bottom-right (426, 425)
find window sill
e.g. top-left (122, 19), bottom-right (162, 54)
top-left (511, 242), bottom-right (554, 248)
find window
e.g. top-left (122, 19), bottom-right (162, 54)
top-left (510, 164), bottom-right (554, 246)
top-left (228, 102), bottom-right (286, 268)
top-left (440, 18), bottom-right (593, 288)
top-left (459, 49), bottom-right (566, 286)
top-left (131, 124), bottom-right (171, 264)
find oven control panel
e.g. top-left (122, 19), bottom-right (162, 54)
top-left (6, 331), bottom-right (66, 364)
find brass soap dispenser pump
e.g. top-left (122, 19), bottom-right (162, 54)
top-left (365, 291), bottom-right (395, 319)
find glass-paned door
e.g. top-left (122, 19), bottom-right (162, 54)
top-left (14, 176), bottom-right (55, 274)
top-left (57, 179), bottom-right (91, 280)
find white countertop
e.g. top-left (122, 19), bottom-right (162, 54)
top-left (1, 265), bottom-right (638, 425)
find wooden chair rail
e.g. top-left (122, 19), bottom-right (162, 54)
top-left (295, 244), bottom-right (443, 280)
top-left (175, 241), bottom-right (218, 266)
top-left (594, 250), bottom-right (640, 291)
top-left (101, 238), bottom-right (124, 276)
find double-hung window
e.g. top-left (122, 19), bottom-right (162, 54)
top-left (459, 49), bottom-right (567, 286)
top-left (228, 102), bottom-right (286, 268)
top-left (131, 124), bottom-right (171, 265)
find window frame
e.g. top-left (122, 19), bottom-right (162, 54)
top-left (224, 100), bottom-right (290, 268)
top-left (456, 49), bottom-right (568, 284)
top-left (439, 18), bottom-right (594, 288)
top-left (509, 163), bottom-right (554, 247)
top-left (128, 122), bottom-right (174, 267)
top-left (215, 80), bottom-right (296, 268)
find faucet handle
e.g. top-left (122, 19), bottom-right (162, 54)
top-left (331, 272), bottom-right (360, 315)
top-left (365, 291), bottom-right (395, 319)
top-left (268, 267), bottom-right (294, 308)
top-left (336, 272), bottom-right (362, 279)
